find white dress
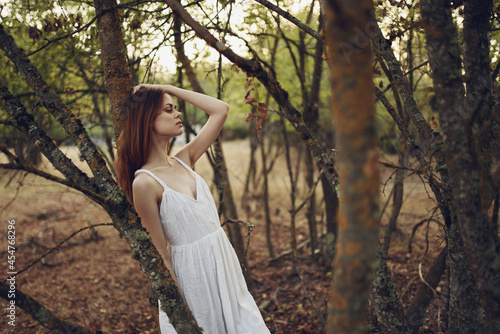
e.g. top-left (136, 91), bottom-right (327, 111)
top-left (135, 157), bottom-right (270, 334)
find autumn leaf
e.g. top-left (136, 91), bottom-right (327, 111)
top-left (245, 113), bottom-right (256, 123)
top-left (258, 103), bottom-right (267, 118)
top-left (245, 97), bottom-right (257, 105)
top-left (244, 87), bottom-right (254, 100)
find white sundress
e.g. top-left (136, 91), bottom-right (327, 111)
top-left (135, 157), bottom-right (270, 334)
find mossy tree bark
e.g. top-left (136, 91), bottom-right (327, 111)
top-left (94, 0), bottom-right (133, 140)
top-left (420, 0), bottom-right (500, 332)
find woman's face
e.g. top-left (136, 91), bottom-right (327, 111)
top-left (151, 93), bottom-right (183, 139)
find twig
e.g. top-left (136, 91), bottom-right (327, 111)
top-left (408, 217), bottom-right (442, 254)
top-left (221, 219), bottom-right (255, 270)
top-left (289, 170), bottom-right (324, 216)
top-left (252, 0), bottom-right (322, 41)
top-left (26, 16), bottom-right (99, 56)
top-left (418, 262), bottom-right (442, 333)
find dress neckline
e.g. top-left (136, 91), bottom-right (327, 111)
top-left (135, 157), bottom-right (199, 201)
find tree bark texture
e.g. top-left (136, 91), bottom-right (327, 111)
top-left (322, 0), bottom-right (380, 332)
top-left (463, 0), bottom-right (497, 209)
top-left (94, 0), bottom-right (133, 140)
top-left (420, 0), bottom-right (500, 332)
top-left (369, 248), bottom-right (409, 333)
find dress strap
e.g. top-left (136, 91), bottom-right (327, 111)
top-left (134, 169), bottom-right (168, 191)
top-left (172, 156), bottom-right (196, 174)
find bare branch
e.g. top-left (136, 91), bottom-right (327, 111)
top-left (252, 0), bottom-right (322, 41)
top-left (0, 24), bottom-right (116, 198)
top-left (163, 0), bottom-right (338, 190)
top-left (0, 86), bottom-right (105, 203)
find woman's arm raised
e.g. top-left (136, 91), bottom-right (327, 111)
top-left (166, 85), bottom-right (228, 166)
top-left (136, 84), bottom-right (229, 166)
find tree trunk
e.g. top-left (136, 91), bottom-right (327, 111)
top-left (420, 0), bottom-right (500, 332)
top-left (406, 247), bottom-right (447, 333)
top-left (463, 0), bottom-right (496, 209)
top-left (260, 132), bottom-right (275, 259)
top-left (370, 248), bottom-right (410, 333)
top-left (94, 0), bottom-right (133, 140)
top-left (322, 0), bottom-right (380, 332)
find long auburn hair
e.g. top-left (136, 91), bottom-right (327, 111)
top-left (116, 87), bottom-right (166, 203)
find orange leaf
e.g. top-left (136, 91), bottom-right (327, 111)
top-left (245, 113), bottom-right (256, 122)
top-left (256, 117), bottom-right (263, 130)
top-left (245, 97), bottom-right (257, 105)
top-left (258, 103), bottom-right (267, 118)
top-left (244, 88), bottom-right (254, 100)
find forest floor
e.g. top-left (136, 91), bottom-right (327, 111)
top-left (0, 139), bottom-right (447, 333)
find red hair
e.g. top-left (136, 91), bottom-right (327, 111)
top-left (116, 87), bottom-right (166, 202)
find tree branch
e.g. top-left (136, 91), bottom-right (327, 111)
top-left (0, 87), bottom-right (105, 204)
top-left (162, 0), bottom-right (338, 190)
top-left (252, 0), bottom-right (322, 41)
top-left (0, 24), bottom-right (116, 198)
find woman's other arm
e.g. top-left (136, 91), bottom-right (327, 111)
top-left (132, 174), bottom-right (178, 284)
top-left (166, 85), bottom-right (228, 166)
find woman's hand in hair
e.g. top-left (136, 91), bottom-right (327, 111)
top-left (133, 83), bottom-right (158, 93)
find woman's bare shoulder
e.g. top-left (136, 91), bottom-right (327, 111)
top-left (133, 172), bottom-right (162, 196)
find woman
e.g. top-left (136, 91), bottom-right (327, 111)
top-left (116, 84), bottom-right (270, 334)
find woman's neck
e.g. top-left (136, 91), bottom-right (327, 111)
top-left (146, 139), bottom-right (172, 167)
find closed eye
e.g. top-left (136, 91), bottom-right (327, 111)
top-left (163, 103), bottom-right (177, 113)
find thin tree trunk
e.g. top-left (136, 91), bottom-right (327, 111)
top-left (260, 132), bottom-right (275, 259)
top-left (94, 0), bottom-right (133, 140)
top-left (406, 247), bottom-right (448, 333)
top-left (382, 139), bottom-right (406, 257)
top-left (323, 0), bottom-right (380, 332)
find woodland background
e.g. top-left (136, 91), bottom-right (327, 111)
top-left (0, 0), bottom-right (499, 333)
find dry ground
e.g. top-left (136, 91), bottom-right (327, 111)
top-left (0, 139), bottom-right (446, 333)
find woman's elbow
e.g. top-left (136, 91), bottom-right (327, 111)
top-left (218, 102), bottom-right (229, 120)
top-left (221, 102), bottom-right (229, 116)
